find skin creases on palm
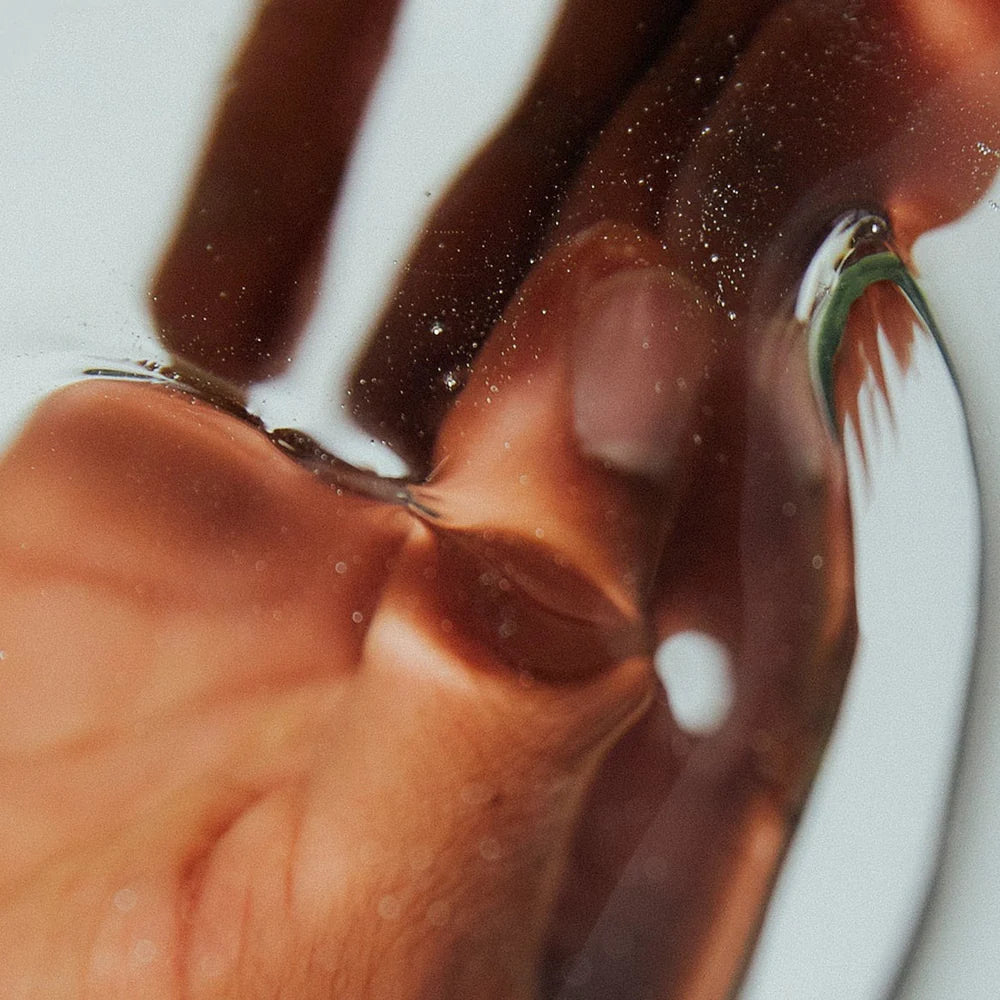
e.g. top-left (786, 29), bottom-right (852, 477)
top-left (1, 1), bottom-right (998, 998)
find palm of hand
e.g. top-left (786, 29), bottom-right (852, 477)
top-left (0, 378), bottom-right (664, 999)
top-left (0, 292), bottom-right (844, 1000)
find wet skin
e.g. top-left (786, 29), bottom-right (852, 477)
top-left (2, 0), bottom-right (999, 997)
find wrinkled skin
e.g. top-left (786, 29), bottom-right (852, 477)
top-left (2, 1), bottom-right (999, 998)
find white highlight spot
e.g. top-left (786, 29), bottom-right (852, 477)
top-left (654, 630), bottom-right (734, 734)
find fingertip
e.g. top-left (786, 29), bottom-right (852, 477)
top-left (571, 266), bottom-right (718, 480)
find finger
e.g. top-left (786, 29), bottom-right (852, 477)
top-left (417, 222), bottom-right (716, 623)
top-left (348, 0), bottom-right (695, 471)
top-left (537, 292), bottom-right (857, 998)
top-left (150, 0), bottom-right (404, 387)
top-left (466, 3), bottom-right (900, 994)
top-left (554, 0), bottom-right (785, 239)
top-left (859, 0), bottom-right (1000, 249)
top-left (654, 0), bottom-right (1000, 312)
top-left (415, 201), bottom-right (856, 996)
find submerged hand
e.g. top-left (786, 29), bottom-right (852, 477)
top-left (3, 0), bottom-right (999, 998)
top-left (0, 378), bottom-right (656, 999)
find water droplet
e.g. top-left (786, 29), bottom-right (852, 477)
top-left (131, 939), bottom-right (157, 966)
top-left (351, 610), bottom-right (364, 624)
top-left (409, 844), bottom-right (435, 874)
top-left (334, 561), bottom-right (347, 575)
top-left (478, 837), bottom-right (502, 861)
top-left (113, 887), bottom-right (138, 913)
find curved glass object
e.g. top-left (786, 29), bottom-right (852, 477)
top-left (742, 214), bottom-right (981, 999)
top-left (799, 213), bottom-right (940, 432)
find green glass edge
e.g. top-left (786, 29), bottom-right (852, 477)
top-left (811, 250), bottom-right (941, 435)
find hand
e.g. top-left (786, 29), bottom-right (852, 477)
top-left (2, 1), bottom-right (998, 998)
